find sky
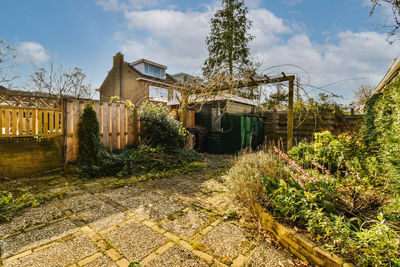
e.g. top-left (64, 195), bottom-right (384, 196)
top-left (1, 0), bottom-right (399, 104)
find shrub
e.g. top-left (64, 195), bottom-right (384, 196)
top-left (139, 101), bottom-right (187, 150)
top-left (77, 104), bottom-right (100, 166)
top-left (226, 147), bottom-right (400, 265)
top-left (76, 104), bottom-right (124, 178)
top-left (225, 151), bottom-right (280, 206)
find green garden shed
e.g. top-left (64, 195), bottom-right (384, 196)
top-left (173, 94), bottom-right (264, 154)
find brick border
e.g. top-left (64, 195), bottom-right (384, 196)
top-left (252, 204), bottom-right (355, 267)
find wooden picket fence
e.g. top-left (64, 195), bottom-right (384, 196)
top-left (0, 94), bottom-right (63, 137)
top-left (64, 99), bottom-right (138, 162)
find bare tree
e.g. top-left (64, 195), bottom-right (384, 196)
top-left (0, 40), bottom-right (18, 88)
top-left (352, 84), bottom-right (375, 106)
top-left (370, 0), bottom-right (400, 42)
top-left (27, 60), bottom-right (93, 98)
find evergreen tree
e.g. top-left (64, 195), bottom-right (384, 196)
top-left (203, 0), bottom-right (255, 77)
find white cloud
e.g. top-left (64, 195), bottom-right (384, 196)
top-left (99, 2), bottom-right (400, 102)
top-left (97, 0), bottom-right (158, 11)
top-left (282, 0), bottom-right (303, 6)
top-left (16, 42), bottom-right (50, 64)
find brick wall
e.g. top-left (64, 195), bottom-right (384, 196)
top-left (0, 136), bottom-right (64, 178)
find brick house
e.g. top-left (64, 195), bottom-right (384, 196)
top-left (99, 52), bottom-right (179, 106)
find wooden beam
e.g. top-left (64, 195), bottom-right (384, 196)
top-left (287, 79), bottom-right (294, 151)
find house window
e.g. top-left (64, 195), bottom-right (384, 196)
top-left (149, 85), bottom-right (168, 102)
top-left (144, 63), bottom-right (165, 79)
top-left (211, 107), bottom-right (223, 132)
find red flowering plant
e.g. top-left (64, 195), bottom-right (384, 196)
top-left (274, 147), bottom-right (337, 197)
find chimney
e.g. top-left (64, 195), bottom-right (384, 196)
top-left (113, 52), bottom-right (123, 97)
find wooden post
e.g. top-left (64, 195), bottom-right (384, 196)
top-left (180, 93), bottom-right (188, 128)
top-left (287, 78), bottom-right (294, 151)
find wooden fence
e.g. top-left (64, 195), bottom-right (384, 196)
top-left (64, 99), bottom-right (138, 162)
top-left (264, 111), bottom-right (363, 148)
top-left (0, 94), bottom-right (63, 137)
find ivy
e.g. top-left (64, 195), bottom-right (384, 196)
top-left (362, 79), bottom-right (400, 185)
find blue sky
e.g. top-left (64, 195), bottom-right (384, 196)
top-left (1, 0), bottom-right (399, 103)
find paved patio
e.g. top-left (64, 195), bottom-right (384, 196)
top-left (0, 173), bottom-right (298, 266)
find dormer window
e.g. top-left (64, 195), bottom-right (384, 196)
top-left (131, 59), bottom-right (167, 79)
top-left (144, 63), bottom-right (165, 79)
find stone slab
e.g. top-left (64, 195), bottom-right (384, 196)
top-left (144, 245), bottom-right (208, 267)
top-left (200, 222), bottom-right (247, 261)
top-left (4, 234), bottom-right (97, 267)
top-left (1, 219), bottom-right (78, 258)
top-left (104, 221), bottom-right (167, 261)
top-left (62, 194), bottom-right (104, 213)
top-left (75, 204), bottom-right (128, 231)
top-left (0, 204), bottom-right (63, 238)
top-left (135, 199), bottom-right (185, 222)
top-left (161, 209), bottom-right (209, 239)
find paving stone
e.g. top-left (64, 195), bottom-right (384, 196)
top-left (114, 191), bottom-right (166, 210)
top-left (104, 220), bottom-right (167, 262)
top-left (135, 199), bottom-right (185, 222)
top-left (105, 248), bottom-right (122, 261)
top-left (144, 245), bottom-right (208, 267)
top-left (4, 234), bottom-right (97, 267)
top-left (100, 186), bottom-right (143, 202)
top-left (1, 219), bottom-right (78, 258)
top-left (161, 209), bottom-right (208, 239)
top-left (200, 222), bottom-right (247, 261)
top-left (82, 255), bottom-right (118, 267)
top-left (245, 242), bottom-right (295, 267)
top-left (0, 204), bottom-right (63, 238)
top-left (62, 194), bottom-right (105, 213)
top-left (75, 204), bottom-right (128, 231)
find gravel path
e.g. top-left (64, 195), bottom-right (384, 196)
top-left (0, 171), bottom-right (299, 266)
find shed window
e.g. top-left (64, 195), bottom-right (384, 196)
top-left (211, 107), bottom-right (223, 132)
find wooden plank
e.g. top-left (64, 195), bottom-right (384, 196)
top-left (11, 109), bottom-right (17, 136)
top-left (128, 107), bottom-right (137, 145)
top-left (120, 105), bottom-right (126, 149)
top-left (43, 110), bottom-right (49, 136)
top-left (48, 110), bottom-right (54, 135)
top-left (59, 106), bottom-right (63, 135)
top-left (65, 101), bottom-right (74, 162)
top-left (17, 109), bottom-right (23, 136)
top-left (55, 111), bottom-right (59, 135)
top-left (99, 103), bottom-right (104, 143)
top-left (111, 103), bottom-right (118, 151)
top-left (72, 100), bottom-right (81, 160)
top-left (102, 103), bottom-right (110, 149)
top-left (37, 110), bottom-right (43, 135)
top-left (5, 109), bottom-right (11, 137)
top-left (25, 109), bottom-right (30, 136)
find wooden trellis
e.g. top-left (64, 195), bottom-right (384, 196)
top-left (0, 94), bottom-right (63, 137)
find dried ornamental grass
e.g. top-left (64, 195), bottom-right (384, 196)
top-left (225, 151), bottom-right (277, 205)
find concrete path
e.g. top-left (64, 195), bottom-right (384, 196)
top-left (0, 174), bottom-right (298, 266)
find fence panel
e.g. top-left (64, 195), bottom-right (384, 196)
top-left (64, 99), bottom-right (138, 162)
top-left (0, 95), bottom-right (63, 138)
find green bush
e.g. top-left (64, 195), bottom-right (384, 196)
top-left (139, 101), bottom-right (187, 150)
top-left (76, 104), bottom-right (124, 178)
